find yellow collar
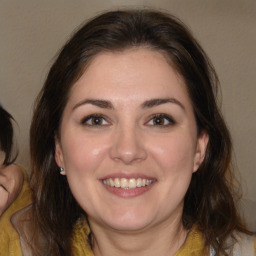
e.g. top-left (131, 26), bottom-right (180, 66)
top-left (72, 219), bottom-right (206, 256)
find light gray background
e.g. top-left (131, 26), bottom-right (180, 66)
top-left (0, 1), bottom-right (255, 207)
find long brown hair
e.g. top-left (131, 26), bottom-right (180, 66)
top-left (30, 9), bottom-right (250, 255)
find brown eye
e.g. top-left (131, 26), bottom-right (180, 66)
top-left (147, 114), bottom-right (175, 127)
top-left (81, 114), bottom-right (109, 126)
top-left (91, 116), bottom-right (103, 125)
top-left (153, 116), bottom-right (165, 125)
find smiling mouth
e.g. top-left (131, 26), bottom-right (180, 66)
top-left (102, 178), bottom-right (154, 189)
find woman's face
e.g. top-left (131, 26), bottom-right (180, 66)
top-left (55, 48), bottom-right (208, 232)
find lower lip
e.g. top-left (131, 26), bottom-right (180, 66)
top-left (102, 183), bottom-right (155, 198)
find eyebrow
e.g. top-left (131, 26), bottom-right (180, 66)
top-left (142, 98), bottom-right (185, 111)
top-left (72, 97), bottom-right (185, 111)
top-left (72, 99), bottom-right (114, 110)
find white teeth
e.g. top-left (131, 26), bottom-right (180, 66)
top-left (146, 180), bottom-right (152, 185)
top-left (109, 178), bottom-right (114, 186)
top-left (136, 178), bottom-right (142, 187)
top-left (120, 178), bottom-right (128, 188)
top-left (103, 177), bottom-right (154, 189)
top-left (129, 178), bottom-right (137, 189)
top-left (114, 178), bottom-right (120, 187)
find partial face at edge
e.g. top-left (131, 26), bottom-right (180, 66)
top-left (55, 48), bottom-right (208, 232)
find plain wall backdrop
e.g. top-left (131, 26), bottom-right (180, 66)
top-left (0, 0), bottom-right (255, 205)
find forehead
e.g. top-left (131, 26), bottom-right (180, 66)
top-left (67, 48), bottom-right (191, 108)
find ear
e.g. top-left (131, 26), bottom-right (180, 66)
top-left (193, 130), bottom-right (209, 173)
top-left (55, 137), bottom-right (66, 175)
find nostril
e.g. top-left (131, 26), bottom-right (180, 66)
top-left (109, 141), bottom-right (147, 164)
top-left (109, 127), bottom-right (147, 164)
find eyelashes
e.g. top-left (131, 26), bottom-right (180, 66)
top-left (80, 113), bottom-right (176, 128)
top-left (81, 114), bottom-right (110, 126)
top-left (146, 114), bottom-right (176, 127)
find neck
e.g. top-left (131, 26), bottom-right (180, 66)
top-left (90, 214), bottom-right (188, 256)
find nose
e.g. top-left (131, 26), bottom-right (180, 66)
top-left (109, 124), bottom-right (147, 165)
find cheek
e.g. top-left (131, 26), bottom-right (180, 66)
top-left (148, 133), bottom-right (196, 175)
top-left (61, 134), bottom-right (111, 211)
top-left (142, 133), bottom-right (196, 218)
top-left (61, 133), bottom-right (110, 177)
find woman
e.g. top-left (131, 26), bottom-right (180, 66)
top-left (0, 104), bottom-right (32, 256)
top-left (28, 9), bottom-right (255, 255)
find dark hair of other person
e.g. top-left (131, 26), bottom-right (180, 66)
top-left (30, 9), bottom-right (250, 256)
top-left (0, 105), bottom-right (17, 165)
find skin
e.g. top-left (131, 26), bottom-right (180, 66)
top-left (55, 48), bottom-right (209, 256)
top-left (0, 162), bottom-right (24, 216)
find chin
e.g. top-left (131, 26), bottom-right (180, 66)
top-left (99, 211), bottom-right (154, 232)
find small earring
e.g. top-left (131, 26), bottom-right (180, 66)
top-left (60, 167), bottom-right (65, 174)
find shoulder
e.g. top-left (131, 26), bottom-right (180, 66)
top-left (177, 226), bottom-right (256, 256)
top-left (230, 232), bottom-right (256, 256)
